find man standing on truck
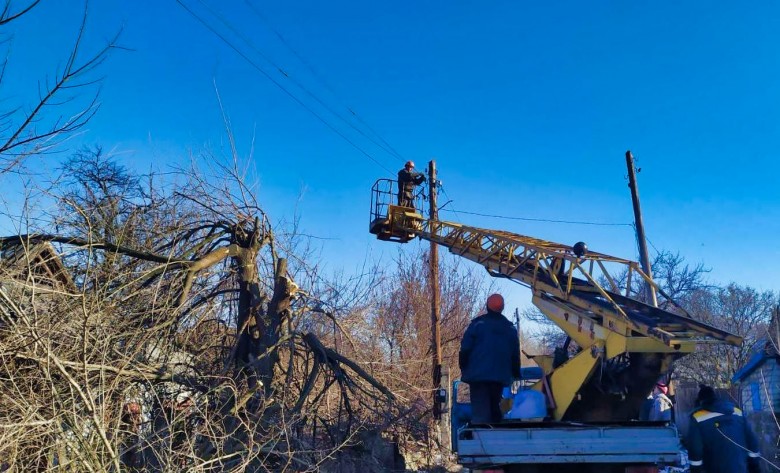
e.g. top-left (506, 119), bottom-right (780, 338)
top-left (687, 384), bottom-right (761, 473)
top-left (397, 160), bottom-right (425, 208)
top-left (459, 293), bottom-right (521, 423)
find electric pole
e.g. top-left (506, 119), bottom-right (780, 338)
top-left (428, 160), bottom-right (441, 412)
top-left (428, 160), bottom-right (449, 451)
top-left (515, 307), bottom-right (521, 354)
top-left (428, 160), bottom-right (443, 418)
top-left (625, 150), bottom-right (657, 307)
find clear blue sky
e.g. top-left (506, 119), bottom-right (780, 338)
top-left (5, 1), bottom-right (780, 313)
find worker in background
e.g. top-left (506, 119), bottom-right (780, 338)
top-left (648, 382), bottom-right (673, 422)
top-left (397, 160), bottom-right (425, 208)
top-left (687, 384), bottom-right (761, 473)
top-left (459, 293), bottom-right (521, 423)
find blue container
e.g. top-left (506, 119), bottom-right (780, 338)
top-left (505, 389), bottom-right (547, 420)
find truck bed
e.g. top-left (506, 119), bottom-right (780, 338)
top-left (456, 421), bottom-right (681, 468)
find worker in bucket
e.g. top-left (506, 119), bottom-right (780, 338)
top-left (397, 160), bottom-right (425, 208)
top-left (648, 382), bottom-right (673, 422)
top-left (687, 384), bottom-right (761, 473)
top-left (458, 293), bottom-right (521, 423)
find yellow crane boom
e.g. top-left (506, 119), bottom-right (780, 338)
top-left (370, 182), bottom-right (742, 421)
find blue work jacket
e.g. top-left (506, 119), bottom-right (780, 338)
top-left (459, 311), bottom-right (520, 386)
top-left (687, 400), bottom-right (760, 473)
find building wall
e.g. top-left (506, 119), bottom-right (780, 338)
top-left (740, 360), bottom-right (780, 415)
top-left (738, 360), bottom-right (780, 473)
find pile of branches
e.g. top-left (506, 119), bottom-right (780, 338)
top-left (0, 239), bottom-right (398, 471)
top-left (0, 158), bottom-right (400, 472)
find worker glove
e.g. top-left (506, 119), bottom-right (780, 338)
top-left (511, 380), bottom-right (521, 394)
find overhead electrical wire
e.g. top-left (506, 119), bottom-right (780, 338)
top-left (180, 0), bottom-right (631, 233)
top-left (194, 0), bottom-right (405, 164)
top-left (175, 0), bottom-right (395, 174)
top-left (440, 208), bottom-right (633, 227)
top-left (437, 182), bottom-right (632, 227)
top-left (242, 0), bottom-right (407, 163)
top-left (643, 231), bottom-right (662, 255)
top-left (438, 185), bottom-right (462, 221)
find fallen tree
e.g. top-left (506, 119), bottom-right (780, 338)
top-left (0, 152), bottom-right (399, 472)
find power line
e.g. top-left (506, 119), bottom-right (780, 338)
top-left (440, 208), bottom-right (633, 227)
top-left (198, 0), bottom-right (404, 163)
top-left (190, 0), bottom-right (403, 168)
top-left (175, 0), bottom-right (394, 174)
top-left (243, 0), bottom-right (407, 163)
top-left (438, 185), bottom-right (462, 221)
top-left (437, 181), bottom-right (629, 227)
top-left (643, 230), bottom-right (662, 255)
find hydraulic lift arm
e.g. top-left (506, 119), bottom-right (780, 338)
top-left (369, 182), bottom-right (742, 421)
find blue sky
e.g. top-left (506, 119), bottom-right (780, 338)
top-left (4, 1), bottom-right (780, 313)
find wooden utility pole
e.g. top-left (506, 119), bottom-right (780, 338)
top-left (428, 160), bottom-right (443, 420)
top-left (773, 306), bottom-right (779, 352)
top-left (515, 308), bottom-right (521, 355)
top-left (625, 150), bottom-right (658, 307)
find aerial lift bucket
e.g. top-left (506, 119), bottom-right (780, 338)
top-left (368, 178), bottom-right (424, 243)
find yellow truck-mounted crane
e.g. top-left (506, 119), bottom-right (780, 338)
top-left (369, 178), bottom-right (742, 472)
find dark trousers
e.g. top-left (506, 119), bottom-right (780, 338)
top-left (398, 192), bottom-right (414, 209)
top-left (469, 381), bottom-right (504, 424)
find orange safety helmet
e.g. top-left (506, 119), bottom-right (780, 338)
top-left (405, 160), bottom-right (415, 169)
top-left (486, 293), bottom-right (504, 313)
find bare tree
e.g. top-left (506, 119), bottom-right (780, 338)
top-left (357, 246), bottom-right (486, 463)
top-left (0, 1), bottom-right (118, 173)
top-left (57, 146), bottom-right (144, 243)
top-left (0, 148), bottom-right (400, 471)
top-left (675, 284), bottom-right (777, 386)
top-left (607, 249), bottom-right (712, 309)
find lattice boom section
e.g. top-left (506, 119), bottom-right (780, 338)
top-left (405, 219), bottom-right (742, 348)
top-left (421, 220), bottom-right (646, 300)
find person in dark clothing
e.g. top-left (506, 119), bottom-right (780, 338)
top-left (397, 160), bottom-right (425, 208)
top-left (459, 293), bottom-right (521, 423)
top-left (687, 385), bottom-right (761, 473)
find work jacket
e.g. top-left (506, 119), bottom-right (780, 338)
top-left (459, 311), bottom-right (520, 386)
top-left (649, 392), bottom-right (673, 422)
top-left (397, 168), bottom-right (425, 202)
top-left (687, 400), bottom-right (760, 473)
